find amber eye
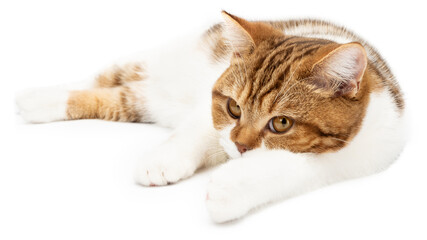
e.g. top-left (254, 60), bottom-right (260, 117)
top-left (227, 98), bottom-right (241, 119)
top-left (268, 116), bottom-right (293, 133)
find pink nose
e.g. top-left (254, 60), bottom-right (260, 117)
top-left (235, 142), bottom-right (250, 154)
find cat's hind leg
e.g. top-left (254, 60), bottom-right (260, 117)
top-left (66, 84), bottom-right (146, 122)
top-left (16, 63), bottom-right (148, 123)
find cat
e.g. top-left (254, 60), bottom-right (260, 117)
top-left (15, 11), bottom-right (406, 223)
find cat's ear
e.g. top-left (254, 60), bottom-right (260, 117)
top-left (221, 11), bottom-right (282, 55)
top-left (310, 42), bottom-right (368, 98)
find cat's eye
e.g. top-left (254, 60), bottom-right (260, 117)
top-left (227, 98), bottom-right (241, 119)
top-left (268, 116), bottom-right (293, 133)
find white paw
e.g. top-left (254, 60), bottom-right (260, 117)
top-left (16, 87), bottom-right (69, 123)
top-left (135, 143), bottom-right (199, 186)
top-left (206, 166), bottom-right (251, 223)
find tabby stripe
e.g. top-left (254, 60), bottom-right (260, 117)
top-left (259, 65), bottom-right (293, 108)
top-left (256, 45), bottom-right (321, 109)
top-left (248, 46), bottom-right (296, 102)
top-left (270, 36), bottom-right (299, 49)
top-left (113, 70), bottom-right (123, 86)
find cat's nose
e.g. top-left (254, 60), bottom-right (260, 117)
top-left (235, 142), bottom-right (251, 154)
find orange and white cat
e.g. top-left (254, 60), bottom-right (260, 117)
top-left (16, 12), bottom-right (406, 223)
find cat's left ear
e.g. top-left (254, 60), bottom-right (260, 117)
top-left (221, 11), bottom-right (283, 55)
top-left (310, 42), bottom-right (368, 98)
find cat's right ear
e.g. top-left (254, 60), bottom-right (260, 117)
top-left (309, 42), bottom-right (368, 98)
top-left (221, 11), bottom-right (282, 55)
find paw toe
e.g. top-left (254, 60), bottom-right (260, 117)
top-left (206, 180), bottom-right (250, 223)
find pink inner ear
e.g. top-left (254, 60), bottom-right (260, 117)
top-left (312, 43), bottom-right (368, 97)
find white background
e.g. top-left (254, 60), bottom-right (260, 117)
top-left (2, 0), bottom-right (426, 239)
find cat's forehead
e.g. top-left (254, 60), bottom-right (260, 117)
top-left (249, 36), bottom-right (334, 62)
top-left (228, 36), bottom-right (332, 113)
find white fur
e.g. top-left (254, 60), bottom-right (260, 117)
top-left (134, 34), bottom-right (229, 128)
top-left (132, 34), bottom-right (230, 186)
top-left (283, 24), bottom-right (355, 44)
top-left (135, 136), bottom-right (203, 186)
top-left (15, 79), bottom-right (95, 123)
top-left (135, 100), bottom-right (228, 186)
top-left (16, 87), bottom-right (70, 123)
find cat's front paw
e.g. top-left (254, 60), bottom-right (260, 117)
top-left (135, 144), bottom-right (198, 186)
top-left (206, 166), bottom-right (251, 223)
top-left (16, 87), bottom-right (69, 123)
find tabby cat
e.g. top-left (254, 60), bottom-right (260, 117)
top-left (16, 11), bottom-right (406, 223)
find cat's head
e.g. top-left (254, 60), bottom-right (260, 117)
top-left (212, 11), bottom-right (371, 158)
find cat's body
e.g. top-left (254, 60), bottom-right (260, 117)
top-left (16, 12), bottom-right (405, 223)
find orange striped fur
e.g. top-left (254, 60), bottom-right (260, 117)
top-left (67, 63), bottom-right (145, 122)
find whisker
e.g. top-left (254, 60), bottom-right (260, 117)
top-left (330, 137), bottom-right (350, 144)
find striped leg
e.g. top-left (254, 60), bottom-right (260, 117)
top-left (67, 85), bottom-right (144, 122)
top-left (16, 62), bottom-right (148, 123)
